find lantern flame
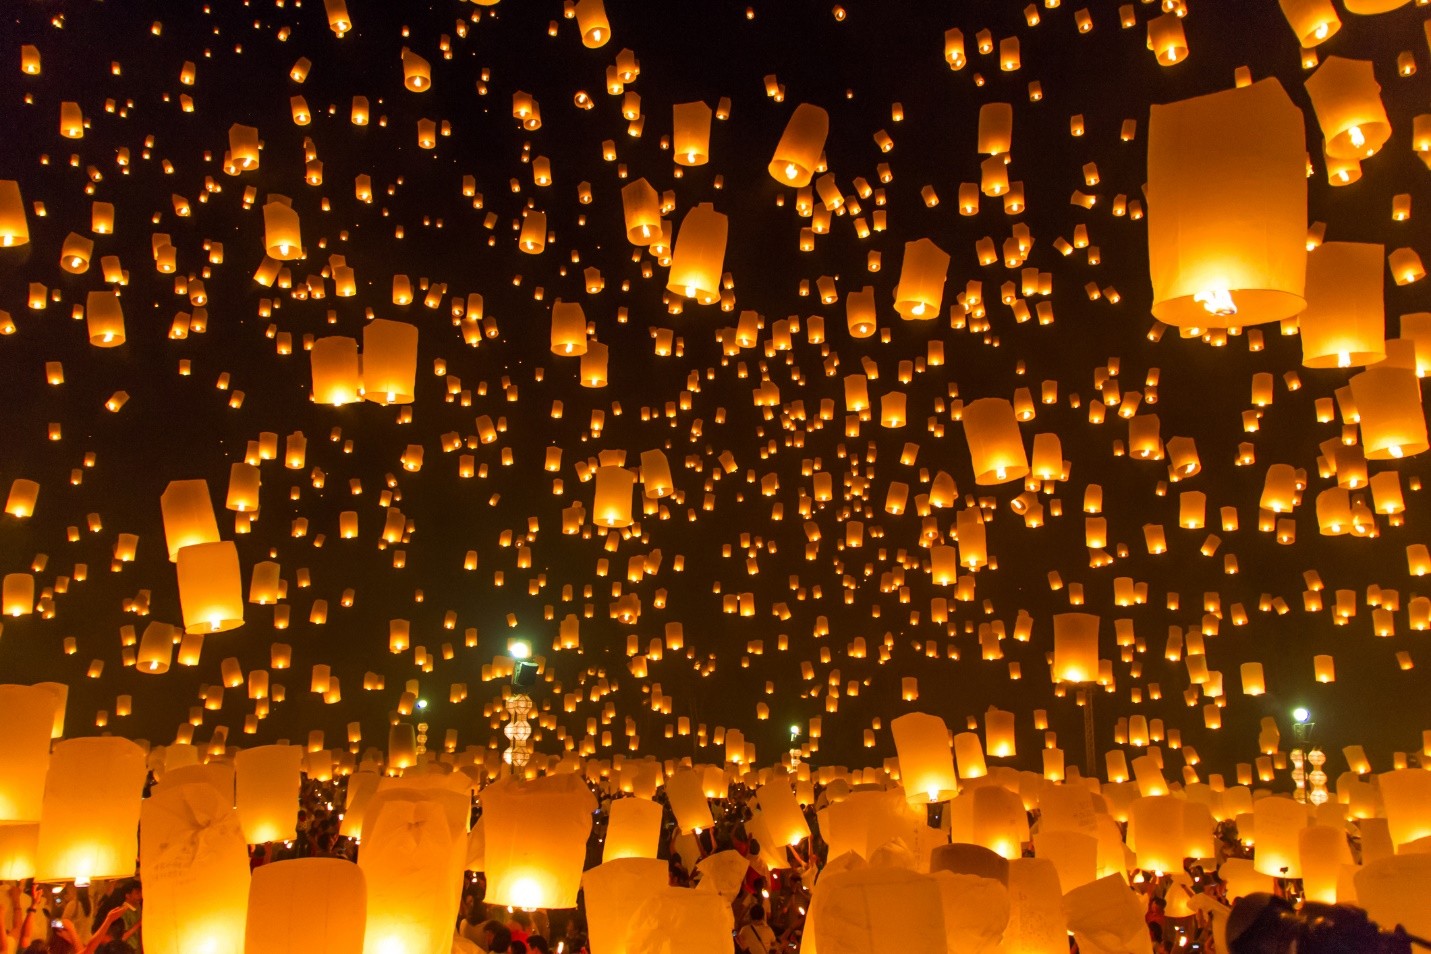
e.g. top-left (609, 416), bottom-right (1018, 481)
top-left (1194, 288), bottom-right (1237, 316)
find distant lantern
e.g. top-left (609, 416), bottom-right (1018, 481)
top-left (1147, 79), bottom-right (1306, 328)
top-left (666, 202), bottom-right (727, 304)
top-left (847, 286), bottom-right (877, 337)
top-left (575, 0), bottom-right (612, 47)
top-left (1304, 57), bottom-right (1391, 160)
top-left (160, 479), bottom-right (220, 562)
top-left (35, 737), bottom-right (147, 884)
top-left (0, 685), bottom-right (59, 823)
top-left (137, 622), bottom-right (175, 674)
top-left (977, 103), bottom-right (1013, 155)
top-left (401, 48), bottom-right (431, 90)
top-left (891, 712), bottom-right (958, 803)
top-left (550, 300), bottom-right (588, 356)
top-left (1299, 243), bottom-right (1386, 368)
top-left (1053, 613), bottom-right (1100, 683)
top-left (310, 336), bottom-right (362, 405)
top-left (362, 319), bottom-right (419, 404)
top-left (176, 541), bottom-right (244, 634)
top-left (673, 101), bottom-right (712, 166)
top-left (262, 199), bottom-right (303, 260)
top-left (768, 103), bottom-right (829, 187)
top-left (60, 232), bottom-right (93, 273)
top-left (85, 290), bottom-right (125, 347)
top-left (3, 573), bottom-right (35, 617)
top-left (234, 745), bottom-right (303, 844)
top-left (893, 238), bottom-right (950, 319)
top-left (621, 178), bottom-right (662, 244)
top-left (518, 209), bottom-right (548, 253)
top-left (593, 466), bottom-right (636, 528)
top-left (963, 397), bottom-right (1029, 485)
top-left (1351, 367), bottom-right (1428, 459)
top-left (324, 0), bottom-right (352, 35)
top-left (1147, 13), bottom-right (1188, 65)
top-left (639, 449), bottom-right (674, 498)
top-left (0, 180), bottom-right (30, 246)
top-left (483, 773), bottom-right (596, 909)
top-left (246, 858), bottom-right (366, 953)
top-left (1279, 0), bottom-right (1341, 46)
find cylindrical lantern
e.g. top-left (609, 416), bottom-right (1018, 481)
top-left (621, 179), bottom-right (662, 244)
top-left (35, 737), bottom-right (147, 883)
top-left (1147, 79), bottom-right (1306, 328)
top-left (954, 732), bottom-right (988, 779)
top-left (893, 238), bottom-right (950, 319)
top-left (755, 781), bottom-right (810, 848)
top-left (1253, 796), bottom-right (1308, 878)
top-left (362, 319), bottom-right (418, 405)
top-left (518, 209), bottom-right (548, 253)
top-left (311, 336), bottom-right (362, 405)
top-left (1279, 0), bottom-right (1341, 45)
top-left (768, 103), bottom-right (829, 186)
top-left (262, 199), bottom-right (303, 260)
top-left (593, 466), bottom-right (636, 528)
top-left (0, 685), bottom-right (59, 823)
top-left (0, 179), bottom-right (30, 247)
top-left (401, 48), bottom-right (431, 90)
top-left (1379, 769), bottom-right (1431, 849)
top-left (581, 858), bottom-right (668, 954)
top-left (977, 102), bottom-right (1013, 155)
top-left (963, 398), bottom-right (1029, 485)
top-left (603, 796), bottom-right (663, 862)
top-left (550, 300), bottom-right (588, 356)
top-left (482, 773), bottom-right (595, 909)
top-left (226, 462), bottom-right (260, 512)
top-left (246, 858), bottom-right (367, 953)
top-left (138, 622), bottom-right (176, 674)
top-left (234, 745), bottom-right (302, 844)
top-left (1350, 368), bottom-right (1427, 459)
top-left (359, 793), bottom-right (467, 954)
top-left (1300, 242), bottom-right (1386, 368)
top-left (574, 0), bottom-right (611, 47)
top-left (141, 781), bottom-right (250, 954)
top-left (177, 541), bottom-right (244, 634)
top-left (1304, 56), bottom-right (1391, 160)
top-left (673, 101), bottom-right (712, 166)
top-left (1053, 613), bottom-right (1100, 683)
top-left (161, 479), bottom-right (219, 562)
top-left (665, 203), bottom-right (727, 304)
top-left (1130, 796), bottom-right (1185, 874)
top-left (85, 290), bottom-right (125, 346)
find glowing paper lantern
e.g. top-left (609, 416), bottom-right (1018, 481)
top-left (664, 769), bottom-right (714, 834)
top-left (962, 398), bottom-right (1029, 485)
top-left (1350, 367), bottom-right (1427, 459)
top-left (359, 795), bottom-right (465, 954)
top-left (621, 179), bottom-right (661, 244)
top-left (893, 238), bottom-right (950, 319)
top-left (1130, 796), bottom-right (1185, 873)
top-left (1253, 796), bottom-right (1308, 878)
top-left (604, 796), bottom-right (663, 862)
top-left (482, 773), bottom-right (595, 909)
top-left (0, 823), bottom-right (38, 880)
top-left (401, 48), bottom-right (431, 90)
top-left (262, 199), bottom-right (303, 260)
top-left (1300, 243), bottom-right (1386, 368)
top-left (1053, 613), bottom-right (1100, 683)
top-left (755, 780), bottom-right (810, 848)
top-left (550, 300), bottom-right (588, 356)
top-left (1304, 56), bottom-right (1391, 160)
top-left (310, 337), bottom-right (362, 405)
top-left (35, 737), bottom-right (147, 883)
top-left (624, 886), bottom-right (735, 954)
top-left (160, 479), bottom-right (220, 562)
top-left (362, 319), bottom-right (418, 404)
top-left (892, 712), bottom-right (958, 803)
top-left (1379, 769), bottom-right (1431, 849)
top-left (85, 290), bottom-right (125, 346)
top-left (0, 179), bottom-right (30, 246)
top-left (4, 478), bottom-right (38, 518)
top-left (246, 858), bottom-right (366, 953)
top-left (1355, 855), bottom-right (1431, 939)
top-left (768, 103), bottom-right (829, 187)
top-left (1147, 79), bottom-right (1306, 328)
top-left (1279, 0), bottom-right (1341, 46)
top-left (3, 573), bottom-right (34, 616)
top-left (665, 202), bottom-right (727, 304)
top-left (808, 866), bottom-right (948, 954)
top-left (977, 103), bottom-right (1012, 155)
top-left (672, 101), bottom-right (712, 166)
top-left (0, 685), bottom-right (58, 822)
top-left (594, 465), bottom-right (636, 528)
top-left (1003, 858), bottom-right (1067, 954)
top-left (141, 781), bottom-right (250, 954)
top-left (234, 745), bottom-right (302, 844)
top-left (574, 0), bottom-right (611, 47)
top-left (582, 857), bottom-right (668, 954)
top-left (176, 541), bottom-right (244, 634)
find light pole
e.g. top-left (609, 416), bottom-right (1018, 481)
top-left (1290, 707), bottom-right (1328, 805)
top-left (503, 638), bottom-right (538, 774)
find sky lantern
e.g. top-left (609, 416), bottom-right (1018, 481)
top-left (593, 465), bottom-right (635, 528)
top-left (893, 238), bottom-right (950, 319)
top-left (234, 745), bottom-right (302, 844)
top-left (768, 103), bottom-right (828, 187)
top-left (1052, 613), bottom-right (1099, 684)
top-left (324, 0), bottom-right (352, 36)
top-left (141, 781), bottom-right (250, 954)
top-left (575, 0), bottom-right (612, 47)
top-left (401, 48), bottom-right (431, 90)
top-left (35, 737), bottom-right (147, 884)
top-left (160, 479), bottom-right (219, 561)
top-left (85, 290), bottom-right (125, 347)
top-left (4, 478), bottom-right (39, 519)
top-left (1304, 56), bottom-right (1391, 160)
top-left (1299, 242), bottom-right (1386, 368)
top-left (0, 180), bottom-right (28, 246)
top-left (666, 203), bottom-right (727, 304)
top-left (519, 209), bottom-right (548, 253)
top-left (1279, 0), bottom-right (1341, 45)
top-left (0, 685), bottom-right (58, 823)
top-left (550, 300), bottom-right (588, 356)
top-left (262, 198), bottom-right (303, 260)
top-left (672, 101), bottom-right (712, 166)
top-left (483, 773), bottom-right (595, 909)
top-left (359, 794), bottom-right (466, 954)
top-left (246, 858), bottom-right (367, 953)
top-left (310, 336), bottom-right (361, 405)
top-left (621, 178), bottom-right (661, 243)
top-left (963, 398), bottom-right (1029, 485)
top-left (1147, 79), bottom-right (1306, 328)
top-left (1350, 367), bottom-right (1428, 459)
top-left (362, 319), bottom-right (418, 404)
top-left (977, 103), bottom-right (1013, 155)
top-left (176, 541), bottom-right (244, 634)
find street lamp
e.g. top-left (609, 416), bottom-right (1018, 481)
top-left (503, 637), bottom-right (539, 773)
top-left (1290, 706), bottom-right (1328, 805)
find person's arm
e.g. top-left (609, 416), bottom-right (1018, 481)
top-left (79, 908), bottom-right (126, 954)
top-left (120, 908), bottom-right (142, 942)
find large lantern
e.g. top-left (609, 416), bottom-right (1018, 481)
top-left (234, 745), bottom-right (303, 844)
top-left (891, 712), bottom-right (958, 803)
top-left (621, 179), bottom-right (662, 244)
top-left (310, 337), bottom-right (362, 405)
top-left (893, 238), bottom-right (950, 319)
top-left (673, 101), bottom-right (712, 166)
top-left (581, 857), bottom-right (668, 954)
top-left (604, 796), bottom-right (663, 862)
top-left (35, 737), bottom-right (147, 883)
top-left (1299, 243), bottom-right (1386, 368)
top-left (1304, 56), bottom-right (1391, 160)
top-left (85, 290), bottom-right (125, 347)
top-left (359, 794), bottom-right (466, 954)
top-left (482, 773), bottom-right (596, 909)
top-left (177, 541), bottom-right (244, 634)
top-left (1147, 79), bottom-right (1306, 328)
top-left (246, 858), bottom-right (366, 953)
top-left (262, 198), bottom-right (303, 260)
top-left (768, 104), bottom-right (829, 187)
top-left (362, 319), bottom-right (418, 404)
top-left (593, 466), bottom-right (636, 529)
top-left (1350, 367), bottom-right (1427, 459)
top-left (665, 203), bottom-right (727, 304)
top-left (141, 781), bottom-right (250, 954)
top-left (160, 479), bottom-right (220, 562)
top-left (550, 300), bottom-right (588, 356)
top-left (1053, 613), bottom-right (1100, 683)
top-left (1279, 0), bottom-right (1341, 45)
top-left (963, 398), bottom-right (1029, 485)
top-left (0, 685), bottom-right (58, 822)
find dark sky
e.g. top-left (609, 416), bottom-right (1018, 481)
top-left (1, 0), bottom-right (1428, 780)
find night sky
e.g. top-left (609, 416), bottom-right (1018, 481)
top-left (1, 0), bottom-right (1429, 780)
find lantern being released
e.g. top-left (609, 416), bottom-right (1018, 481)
top-left (141, 781), bottom-right (250, 954)
top-left (0, 685), bottom-right (59, 823)
top-left (482, 773), bottom-right (596, 910)
top-left (891, 712), bottom-right (959, 803)
top-left (1147, 79), bottom-right (1307, 328)
top-left (246, 858), bottom-right (367, 954)
top-left (35, 737), bottom-right (147, 884)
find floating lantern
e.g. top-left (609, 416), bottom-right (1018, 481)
top-left (768, 104), bottom-right (829, 187)
top-left (246, 858), bottom-right (366, 953)
top-left (85, 290), bottom-right (125, 346)
top-left (673, 101), bottom-right (712, 165)
top-left (35, 737), bottom-right (147, 883)
top-left (141, 781), bottom-right (250, 954)
top-left (234, 745), bottom-right (302, 844)
top-left (593, 465), bottom-right (636, 528)
top-left (1350, 367), bottom-right (1427, 459)
top-left (575, 0), bottom-right (611, 47)
top-left (0, 180), bottom-right (29, 246)
top-left (1300, 242), bottom-right (1386, 368)
top-left (310, 336), bottom-right (361, 405)
top-left (262, 199), bottom-right (303, 260)
top-left (161, 480), bottom-right (219, 562)
top-left (176, 541), bottom-right (244, 634)
top-left (482, 773), bottom-right (595, 909)
top-left (362, 319), bottom-right (418, 404)
top-left (666, 203), bottom-right (727, 304)
top-left (0, 685), bottom-right (58, 823)
top-left (963, 398), bottom-right (1029, 485)
top-left (1053, 613), bottom-right (1099, 683)
top-left (1304, 56), bottom-right (1390, 160)
top-left (893, 238), bottom-right (950, 319)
